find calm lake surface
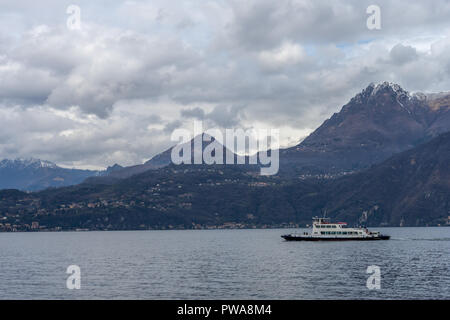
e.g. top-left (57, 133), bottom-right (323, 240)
top-left (0, 227), bottom-right (448, 299)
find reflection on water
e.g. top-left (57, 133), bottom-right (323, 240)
top-left (0, 227), bottom-right (448, 299)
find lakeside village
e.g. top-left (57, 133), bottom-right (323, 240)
top-left (0, 159), bottom-right (364, 232)
top-left (2, 203), bottom-right (449, 233)
top-left (0, 173), bottom-right (301, 232)
top-left (0, 220), bottom-right (301, 233)
top-left (2, 217), bottom-right (449, 232)
top-left (1, 162), bottom-right (449, 231)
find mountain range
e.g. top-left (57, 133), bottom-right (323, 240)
top-left (0, 158), bottom-right (101, 191)
top-left (2, 82), bottom-right (450, 190)
top-left (0, 82), bottom-right (449, 230)
top-left (279, 82), bottom-right (450, 174)
top-left (93, 81), bottom-right (450, 180)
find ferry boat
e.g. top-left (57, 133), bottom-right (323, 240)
top-left (282, 217), bottom-right (390, 241)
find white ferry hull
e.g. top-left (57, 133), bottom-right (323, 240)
top-left (282, 234), bottom-right (390, 241)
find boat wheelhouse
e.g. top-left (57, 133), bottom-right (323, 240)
top-left (282, 217), bottom-right (390, 241)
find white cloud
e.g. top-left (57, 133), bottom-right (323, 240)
top-left (258, 42), bottom-right (307, 71)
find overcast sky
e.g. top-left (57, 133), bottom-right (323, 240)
top-left (1, 0), bottom-right (450, 169)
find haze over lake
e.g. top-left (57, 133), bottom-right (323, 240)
top-left (0, 227), bottom-right (448, 299)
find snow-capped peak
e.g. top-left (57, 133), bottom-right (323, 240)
top-left (0, 158), bottom-right (58, 169)
top-left (369, 81), bottom-right (409, 97)
top-left (351, 82), bottom-right (411, 105)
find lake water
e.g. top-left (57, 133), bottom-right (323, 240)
top-left (0, 227), bottom-right (448, 299)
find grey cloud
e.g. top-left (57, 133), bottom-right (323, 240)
top-left (180, 105), bottom-right (243, 128)
top-left (180, 107), bottom-right (205, 119)
top-left (163, 120), bottom-right (183, 133)
top-left (1, 23), bottom-right (202, 117)
top-left (0, 103), bottom-right (179, 169)
top-left (224, 0), bottom-right (362, 50)
top-left (222, 0), bottom-right (450, 51)
top-left (205, 105), bottom-right (244, 128)
top-left (390, 44), bottom-right (418, 65)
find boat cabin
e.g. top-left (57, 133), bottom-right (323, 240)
top-left (311, 217), bottom-right (369, 236)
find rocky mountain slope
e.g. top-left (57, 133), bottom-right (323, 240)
top-left (316, 131), bottom-right (450, 226)
top-left (279, 82), bottom-right (450, 174)
top-left (93, 133), bottom-right (247, 181)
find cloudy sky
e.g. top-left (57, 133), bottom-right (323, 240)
top-left (1, 0), bottom-right (450, 169)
